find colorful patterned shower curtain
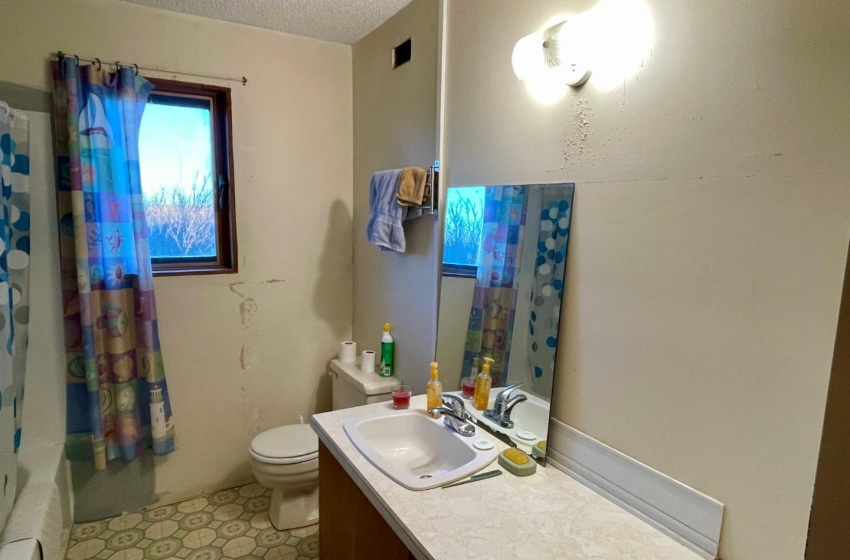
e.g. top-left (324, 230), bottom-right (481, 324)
top-left (528, 186), bottom-right (574, 397)
top-left (0, 101), bottom-right (30, 532)
top-left (52, 58), bottom-right (175, 470)
top-left (462, 186), bottom-right (527, 386)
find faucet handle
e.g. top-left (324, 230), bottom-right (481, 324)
top-left (496, 383), bottom-right (523, 401)
top-left (428, 406), bottom-right (476, 437)
top-left (442, 394), bottom-right (465, 414)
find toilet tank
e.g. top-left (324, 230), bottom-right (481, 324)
top-left (330, 359), bottom-right (396, 410)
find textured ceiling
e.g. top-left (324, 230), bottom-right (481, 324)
top-left (118, 0), bottom-right (414, 44)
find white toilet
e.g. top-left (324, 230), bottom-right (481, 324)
top-left (249, 358), bottom-right (397, 530)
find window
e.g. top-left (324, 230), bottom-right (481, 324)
top-left (442, 187), bottom-right (485, 277)
top-left (139, 79), bottom-right (237, 275)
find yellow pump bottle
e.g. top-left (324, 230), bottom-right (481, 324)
top-left (473, 357), bottom-right (494, 411)
top-left (426, 362), bottom-right (443, 418)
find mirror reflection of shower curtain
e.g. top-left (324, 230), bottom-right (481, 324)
top-left (528, 186), bottom-right (574, 397)
top-left (462, 186), bottom-right (527, 387)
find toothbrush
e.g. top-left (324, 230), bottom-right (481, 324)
top-left (440, 470), bottom-right (502, 489)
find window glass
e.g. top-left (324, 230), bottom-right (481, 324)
top-left (442, 187), bottom-right (485, 275)
top-left (140, 97), bottom-right (216, 261)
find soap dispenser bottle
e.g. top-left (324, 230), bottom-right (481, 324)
top-left (426, 362), bottom-right (443, 418)
top-left (473, 357), bottom-right (494, 411)
top-left (380, 323), bottom-right (394, 377)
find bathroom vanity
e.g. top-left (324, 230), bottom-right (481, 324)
top-left (317, 443), bottom-right (412, 559)
top-left (311, 395), bottom-right (704, 560)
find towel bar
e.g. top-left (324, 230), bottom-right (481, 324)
top-left (418, 161), bottom-right (440, 215)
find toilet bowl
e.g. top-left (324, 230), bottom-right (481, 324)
top-left (249, 358), bottom-right (397, 530)
top-left (249, 424), bottom-right (319, 530)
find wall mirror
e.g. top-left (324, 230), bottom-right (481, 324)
top-left (436, 183), bottom-right (574, 464)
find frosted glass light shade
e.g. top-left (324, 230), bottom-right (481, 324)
top-left (511, 32), bottom-right (546, 81)
top-left (511, 18), bottom-right (591, 87)
top-left (550, 20), bottom-right (592, 87)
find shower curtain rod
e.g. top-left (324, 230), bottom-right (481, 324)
top-left (54, 51), bottom-right (247, 85)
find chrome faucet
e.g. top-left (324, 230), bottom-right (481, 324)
top-left (428, 395), bottom-right (475, 437)
top-left (442, 394), bottom-right (469, 417)
top-left (483, 383), bottom-right (528, 429)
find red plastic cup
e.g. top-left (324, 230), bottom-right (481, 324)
top-left (392, 384), bottom-right (412, 409)
top-left (461, 377), bottom-right (476, 398)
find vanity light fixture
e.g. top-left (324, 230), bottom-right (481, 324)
top-left (511, 0), bottom-right (656, 101)
top-left (511, 17), bottom-right (591, 87)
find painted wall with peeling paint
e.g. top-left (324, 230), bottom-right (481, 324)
top-left (0, 0), bottom-right (354, 514)
top-left (352, 0), bottom-right (440, 395)
top-left (444, 1), bottom-right (850, 558)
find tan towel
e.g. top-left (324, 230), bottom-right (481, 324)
top-left (396, 167), bottom-right (429, 206)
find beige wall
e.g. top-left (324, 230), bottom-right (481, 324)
top-left (444, 1), bottom-right (850, 558)
top-left (435, 275), bottom-right (475, 390)
top-left (0, 0), bottom-right (353, 509)
top-left (21, 110), bottom-right (65, 450)
top-left (352, 0), bottom-right (440, 395)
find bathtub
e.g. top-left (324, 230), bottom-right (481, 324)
top-left (0, 443), bottom-right (72, 560)
top-left (0, 540), bottom-right (40, 560)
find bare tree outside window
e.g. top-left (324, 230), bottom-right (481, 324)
top-left (443, 187), bottom-right (485, 267)
top-left (144, 172), bottom-right (216, 259)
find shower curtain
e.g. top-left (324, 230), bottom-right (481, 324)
top-left (528, 186), bottom-right (574, 397)
top-left (52, 58), bottom-right (175, 470)
top-left (462, 186), bottom-right (527, 386)
top-left (0, 101), bottom-right (30, 532)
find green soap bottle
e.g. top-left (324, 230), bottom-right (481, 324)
top-left (380, 322), bottom-right (394, 377)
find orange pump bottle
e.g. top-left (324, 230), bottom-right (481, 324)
top-left (426, 362), bottom-right (442, 418)
top-left (473, 357), bottom-right (494, 411)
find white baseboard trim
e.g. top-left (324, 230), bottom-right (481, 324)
top-left (546, 419), bottom-right (724, 560)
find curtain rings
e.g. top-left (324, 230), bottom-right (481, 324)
top-left (74, 55), bottom-right (80, 66)
top-left (133, 64), bottom-right (140, 76)
top-left (94, 58), bottom-right (102, 71)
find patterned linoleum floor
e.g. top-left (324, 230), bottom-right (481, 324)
top-left (65, 483), bottom-right (318, 560)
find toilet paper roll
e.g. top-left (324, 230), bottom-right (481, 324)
top-left (361, 350), bottom-right (376, 374)
top-left (339, 341), bottom-right (357, 364)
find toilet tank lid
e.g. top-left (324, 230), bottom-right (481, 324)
top-left (330, 359), bottom-right (397, 395)
top-left (251, 423), bottom-right (318, 460)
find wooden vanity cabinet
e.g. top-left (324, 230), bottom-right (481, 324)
top-left (318, 442), bottom-right (416, 559)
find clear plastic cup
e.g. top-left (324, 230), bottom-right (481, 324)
top-left (392, 384), bottom-right (412, 409)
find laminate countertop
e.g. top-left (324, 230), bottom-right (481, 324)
top-left (311, 395), bottom-right (703, 560)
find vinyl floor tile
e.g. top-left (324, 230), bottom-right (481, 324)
top-left (66, 484), bottom-right (319, 560)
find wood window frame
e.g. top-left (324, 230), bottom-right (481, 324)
top-left (441, 263), bottom-right (478, 278)
top-left (145, 78), bottom-right (238, 276)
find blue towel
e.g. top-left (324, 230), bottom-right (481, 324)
top-left (366, 170), bottom-right (423, 252)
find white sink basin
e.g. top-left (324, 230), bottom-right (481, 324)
top-left (343, 411), bottom-right (499, 490)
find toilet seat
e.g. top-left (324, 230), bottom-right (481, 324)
top-left (250, 423), bottom-right (319, 465)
